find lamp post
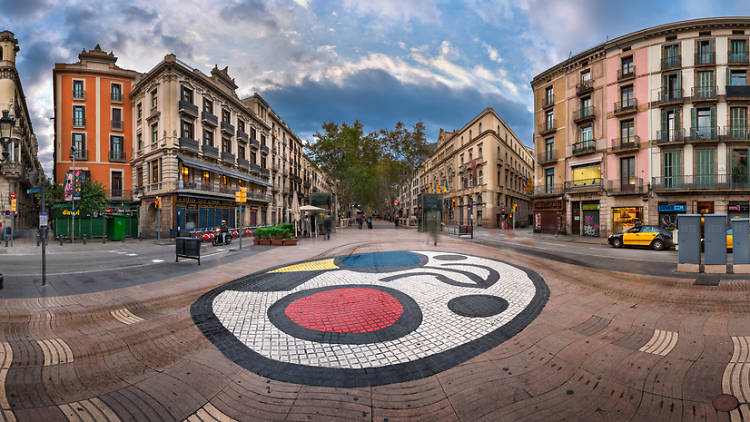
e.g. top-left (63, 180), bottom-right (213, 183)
top-left (70, 144), bottom-right (78, 244)
top-left (0, 110), bottom-right (15, 247)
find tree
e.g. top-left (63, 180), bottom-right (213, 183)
top-left (34, 179), bottom-right (107, 214)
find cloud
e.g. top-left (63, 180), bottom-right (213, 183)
top-left (292, 0), bottom-right (310, 8)
top-left (341, 0), bottom-right (443, 25)
top-left (219, 0), bottom-right (279, 31)
top-left (483, 43), bottom-right (503, 63)
top-left (0, 0), bottom-right (52, 20)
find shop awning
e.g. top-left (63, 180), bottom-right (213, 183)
top-left (178, 155), bottom-right (271, 187)
top-left (177, 193), bottom-right (236, 202)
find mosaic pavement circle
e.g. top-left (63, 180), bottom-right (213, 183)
top-left (191, 251), bottom-right (549, 387)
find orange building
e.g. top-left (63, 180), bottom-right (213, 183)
top-left (53, 45), bottom-right (138, 203)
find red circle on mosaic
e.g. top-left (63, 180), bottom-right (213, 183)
top-left (713, 394), bottom-right (739, 412)
top-left (284, 287), bottom-right (404, 333)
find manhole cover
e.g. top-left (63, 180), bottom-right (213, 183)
top-left (713, 394), bottom-right (739, 412)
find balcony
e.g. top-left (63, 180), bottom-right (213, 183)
top-left (72, 90), bottom-right (86, 100)
top-left (221, 151), bottom-right (235, 163)
top-left (249, 139), bottom-right (260, 149)
top-left (178, 100), bottom-right (199, 117)
top-left (260, 167), bottom-right (270, 177)
top-left (272, 146), bottom-right (278, 154)
top-left (572, 140), bottom-right (596, 156)
top-left (729, 51), bottom-right (749, 65)
top-left (542, 95), bottom-right (554, 109)
top-left (538, 121), bottom-right (556, 136)
top-left (611, 135), bottom-right (640, 153)
top-left (237, 130), bottom-right (249, 142)
top-left (72, 117), bottom-right (86, 128)
top-left (613, 98), bottom-right (637, 116)
top-left (247, 192), bottom-right (272, 203)
top-left (537, 151), bottom-right (556, 165)
top-left (260, 145), bottom-right (270, 155)
top-left (238, 158), bottom-right (250, 169)
top-left (572, 106), bottom-right (596, 123)
top-left (606, 178), bottom-right (645, 195)
top-left (576, 79), bottom-right (594, 96)
top-left (726, 85), bottom-right (750, 98)
top-left (532, 184), bottom-right (564, 197)
top-left (654, 128), bottom-right (685, 145)
top-left (565, 178), bottom-right (603, 192)
top-left (653, 88), bottom-right (684, 106)
top-left (661, 55), bottom-right (681, 70)
top-left (652, 174), bottom-right (730, 191)
top-left (106, 189), bottom-right (132, 200)
top-left (71, 149), bottom-right (88, 161)
top-left (618, 66), bottom-right (636, 81)
top-left (221, 121), bottom-right (234, 135)
top-left (179, 137), bottom-right (200, 151)
top-left (688, 126), bottom-right (721, 142)
top-left (695, 51), bottom-right (715, 66)
top-left (201, 111), bottom-right (218, 126)
top-left (111, 93), bottom-right (123, 104)
top-left (202, 144), bottom-right (219, 158)
top-left (724, 126), bottom-right (749, 141)
top-left (108, 151), bottom-right (126, 162)
top-left (249, 163), bottom-right (262, 174)
top-left (111, 120), bottom-right (123, 131)
top-left (182, 181), bottom-right (218, 193)
top-left (691, 85), bottom-right (718, 101)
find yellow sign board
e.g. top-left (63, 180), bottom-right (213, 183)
top-left (10, 199), bottom-right (17, 211)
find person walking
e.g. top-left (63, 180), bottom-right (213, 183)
top-left (323, 214), bottom-right (332, 240)
top-left (357, 215), bottom-right (363, 230)
top-left (220, 219), bottom-right (228, 246)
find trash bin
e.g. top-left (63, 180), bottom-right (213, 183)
top-left (106, 214), bottom-right (128, 241)
top-left (176, 237), bottom-right (201, 264)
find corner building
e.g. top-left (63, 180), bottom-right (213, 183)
top-left (532, 17), bottom-right (750, 236)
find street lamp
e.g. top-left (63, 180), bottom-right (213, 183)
top-left (0, 110), bottom-right (14, 162)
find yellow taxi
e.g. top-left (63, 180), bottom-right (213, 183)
top-left (608, 225), bottom-right (674, 251)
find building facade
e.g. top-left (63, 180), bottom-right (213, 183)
top-left (420, 108), bottom-right (533, 228)
top-left (129, 55), bottom-right (272, 236)
top-left (533, 17), bottom-right (750, 236)
top-left (0, 31), bottom-right (43, 229)
top-left (53, 45), bottom-right (138, 206)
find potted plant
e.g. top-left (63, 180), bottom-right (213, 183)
top-left (283, 229), bottom-right (297, 246)
top-left (255, 227), bottom-right (272, 245)
top-left (270, 227), bottom-right (286, 246)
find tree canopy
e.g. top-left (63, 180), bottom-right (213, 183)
top-left (305, 121), bottom-right (431, 214)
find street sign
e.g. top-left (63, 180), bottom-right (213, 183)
top-left (39, 212), bottom-right (48, 227)
top-left (9, 193), bottom-right (15, 199)
top-left (394, 199), bottom-right (399, 206)
top-left (10, 199), bottom-right (16, 212)
top-left (26, 186), bottom-right (40, 194)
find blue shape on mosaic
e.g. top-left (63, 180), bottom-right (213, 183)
top-left (341, 251), bottom-right (421, 268)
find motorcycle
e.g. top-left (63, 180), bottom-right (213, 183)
top-left (212, 227), bottom-right (232, 246)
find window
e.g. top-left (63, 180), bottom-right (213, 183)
top-left (620, 85), bottom-right (634, 107)
top-left (696, 70), bottom-right (714, 97)
top-left (137, 133), bottom-right (142, 150)
top-left (663, 150), bottom-right (681, 188)
top-left (731, 39), bottom-right (748, 63)
top-left (581, 125), bottom-right (593, 145)
top-left (111, 172), bottom-right (123, 197)
top-left (581, 96), bottom-right (591, 116)
top-left (203, 130), bottom-right (213, 146)
top-left (661, 109), bottom-right (680, 142)
top-left (696, 149), bottom-right (715, 188)
top-left (238, 144), bottom-right (245, 160)
top-left (545, 86), bottom-right (553, 105)
top-left (545, 138), bottom-right (554, 160)
top-left (731, 107), bottom-right (748, 138)
top-left (222, 137), bottom-right (231, 154)
top-left (620, 157), bottom-right (635, 187)
top-left (238, 119), bottom-right (245, 134)
top-left (478, 123), bottom-right (482, 133)
top-left (150, 89), bottom-right (157, 109)
top-left (181, 120), bottom-right (193, 139)
top-left (137, 167), bottom-right (143, 187)
top-left (544, 168), bottom-right (554, 193)
top-left (731, 70), bottom-right (747, 86)
top-left (151, 160), bottom-right (159, 183)
top-left (71, 133), bottom-right (85, 159)
top-left (111, 108), bottom-right (122, 129)
top-left (664, 44), bottom-right (679, 67)
top-left (581, 70), bottom-right (591, 83)
top-left (137, 102), bottom-right (142, 119)
top-left (731, 148), bottom-right (749, 187)
top-left (203, 99), bottom-right (213, 113)
top-left (692, 107), bottom-right (714, 138)
top-left (545, 110), bottom-right (554, 130)
top-left (251, 127), bottom-right (256, 140)
top-left (151, 123), bottom-right (158, 145)
top-left (222, 109), bottom-right (230, 123)
top-left (110, 135), bottom-right (124, 160)
top-left (73, 106), bottom-right (85, 126)
top-left (620, 119), bottom-right (635, 143)
top-left (663, 73), bottom-right (681, 100)
top-left (110, 83), bottom-right (122, 102)
top-left (72, 80), bottom-right (84, 99)
top-left (478, 144), bottom-right (482, 157)
top-left (621, 56), bottom-right (634, 76)
top-left (181, 86), bottom-right (193, 103)
top-left (261, 134), bottom-right (266, 146)
top-left (696, 39), bottom-right (713, 64)
top-left (478, 169), bottom-right (483, 185)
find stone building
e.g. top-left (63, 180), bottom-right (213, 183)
top-left (0, 30), bottom-right (43, 230)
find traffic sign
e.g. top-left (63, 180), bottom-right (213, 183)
top-left (39, 212), bottom-right (48, 227)
top-left (9, 193), bottom-right (15, 199)
top-left (10, 199), bottom-right (16, 212)
top-left (26, 186), bottom-right (40, 194)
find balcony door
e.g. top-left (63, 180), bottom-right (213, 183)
top-left (663, 150), bottom-right (681, 189)
top-left (620, 157), bottom-right (635, 191)
top-left (730, 106), bottom-right (747, 139)
top-left (111, 171), bottom-right (123, 198)
top-left (620, 119), bottom-right (635, 144)
top-left (661, 109), bottom-right (680, 142)
top-left (731, 148), bottom-right (749, 188)
top-left (695, 149), bottom-right (715, 188)
top-left (663, 72), bottom-right (681, 100)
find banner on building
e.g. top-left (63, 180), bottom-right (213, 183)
top-left (64, 172), bottom-right (74, 201)
top-left (73, 170), bottom-right (82, 200)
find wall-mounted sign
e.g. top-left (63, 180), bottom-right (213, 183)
top-left (658, 203), bottom-right (687, 213)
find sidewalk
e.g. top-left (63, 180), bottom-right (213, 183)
top-left (444, 224), bottom-right (609, 245)
top-left (0, 234), bottom-right (175, 255)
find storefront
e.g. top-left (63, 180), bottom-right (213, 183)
top-left (533, 199), bottom-right (564, 234)
top-left (657, 202), bottom-right (686, 230)
top-left (174, 195), bottom-right (236, 234)
top-left (611, 206), bottom-right (643, 234)
top-left (697, 201), bottom-right (714, 215)
top-left (582, 201), bottom-right (600, 237)
top-left (729, 201), bottom-right (749, 221)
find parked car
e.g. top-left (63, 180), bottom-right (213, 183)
top-left (608, 225), bottom-right (673, 250)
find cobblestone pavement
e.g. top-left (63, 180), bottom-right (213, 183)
top-left (1, 223), bottom-right (750, 421)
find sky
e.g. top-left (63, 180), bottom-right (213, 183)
top-left (0, 0), bottom-right (748, 178)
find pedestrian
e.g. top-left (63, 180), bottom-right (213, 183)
top-left (323, 214), bottom-right (332, 240)
top-left (220, 219), bottom-right (228, 245)
top-left (425, 210), bottom-right (440, 246)
top-left (367, 216), bottom-right (372, 229)
top-left (357, 215), bottom-right (363, 229)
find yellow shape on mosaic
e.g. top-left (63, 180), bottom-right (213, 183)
top-left (268, 259), bottom-right (338, 273)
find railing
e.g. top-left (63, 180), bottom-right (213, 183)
top-left (537, 151), bottom-right (556, 164)
top-left (247, 192), bottom-right (272, 202)
top-left (105, 189), bottom-right (132, 200)
top-left (729, 51), bottom-right (749, 64)
top-left (606, 178), bottom-right (644, 194)
top-left (572, 106), bottom-right (595, 122)
top-left (576, 79), bottom-right (594, 95)
top-left (219, 185), bottom-right (235, 194)
top-left (612, 135), bottom-right (640, 151)
top-left (725, 125), bottom-right (749, 140)
top-left (695, 51), bottom-right (715, 65)
top-left (249, 163), bottom-right (262, 173)
top-left (237, 130), bottom-right (248, 141)
top-left (109, 151), bottom-right (126, 162)
top-left (238, 158), bottom-right (250, 168)
top-left (71, 149), bottom-right (88, 161)
top-left (146, 182), bottom-right (162, 193)
top-left (221, 121), bottom-right (234, 134)
top-left (572, 140), bottom-right (596, 155)
top-left (203, 144), bottom-right (219, 157)
top-left (201, 111), bottom-right (218, 126)
top-left (655, 128), bottom-right (685, 144)
top-left (538, 121), bottom-right (556, 135)
top-left (532, 184), bottom-right (564, 196)
top-left (661, 55), bottom-right (681, 70)
top-left (72, 117), bottom-right (86, 127)
top-left (688, 126), bottom-right (721, 141)
top-left (111, 93), bottom-right (123, 103)
top-left (654, 88), bottom-right (683, 103)
top-left (613, 98), bottom-right (637, 114)
top-left (260, 145), bottom-right (270, 154)
top-left (691, 85), bottom-right (718, 99)
top-left (726, 85), bottom-right (750, 98)
top-left (221, 151), bottom-right (235, 163)
top-left (250, 139), bottom-right (260, 149)
top-left (182, 181), bottom-right (217, 192)
top-left (178, 100), bottom-right (199, 117)
top-left (618, 66), bottom-right (635, 80)
top-left (565, 178), bottom-right (603, 190)
top-left (652, 174), bottom-right (730, 190)
top-left (260, 168), bottom-right (270, 177)
top-left (179, 137), bottom-right (199, 151)
top-left (72, 90), bottom-right (86, 100)
top-left (111, 120), bottom-right (123, 130)
top-left (543, 95), bottom-right (554, 107)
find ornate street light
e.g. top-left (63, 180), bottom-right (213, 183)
top-left (0, 110), bottom-right (14, 162)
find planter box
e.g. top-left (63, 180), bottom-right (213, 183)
top-left (259, 239), bottom-right (271, 245)
top-left (253, 238), bottom-right (260, 245)
top-left (271, 239), bottom-right (284, 246)
top-left (283, 238), bottom-right (297, 246)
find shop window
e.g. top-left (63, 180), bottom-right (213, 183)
top-left (611, 207), bottom-right (643, 234)
top-left (572, 164), bottom-right (600, 186)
